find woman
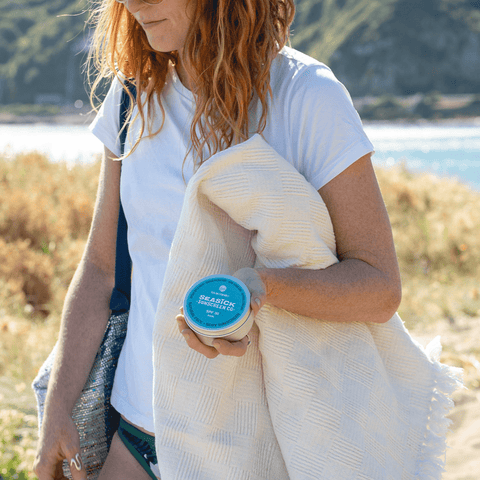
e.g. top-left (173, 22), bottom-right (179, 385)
top-left (33, 0), bottom-right (401, 478)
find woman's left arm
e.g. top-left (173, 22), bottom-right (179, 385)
top-left (176, 153), bottom-right (401, 357)
top-left (254, 152), bottom-right (402, 324)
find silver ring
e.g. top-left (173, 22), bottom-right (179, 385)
top-left (246, 334), bottom-right (251, 347)
top-left (70, 453), bottom-right (82, 471)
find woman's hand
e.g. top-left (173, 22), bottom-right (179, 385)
top-left (33, 411), bottom-right (87, 480)
top-left (176, 268), bottom-right (267, 358)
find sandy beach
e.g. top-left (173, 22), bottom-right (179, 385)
top-left (410, 315), bottom-right (480, 480)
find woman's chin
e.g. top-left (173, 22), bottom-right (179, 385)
top-left (144, 34), bottom-right (171, 54)
top-left (147, 40), bottom-right (170, 53)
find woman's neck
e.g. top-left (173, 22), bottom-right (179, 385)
top-left (175, 55), bottom-right (193, 92)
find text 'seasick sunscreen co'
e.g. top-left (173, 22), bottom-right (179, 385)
top-left (183, 274), bottom-right (254, 346)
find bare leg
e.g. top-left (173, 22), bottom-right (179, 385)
top-left (98, 432), bottom-right (155, 480)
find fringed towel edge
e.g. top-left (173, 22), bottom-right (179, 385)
top-left (415, 336), bottom-right (464, 479)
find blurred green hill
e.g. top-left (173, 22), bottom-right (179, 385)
top-left (1, 0), bottom-right (480, 105)
top-left (0, 0), bottom-right (90, 105)
top-left (325, 0), bottom-right (480, 96)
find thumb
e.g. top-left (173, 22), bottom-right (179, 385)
top-left (232, 268), bottom-right (267, 315)
top-left (250, 295), bottom-right (264, 316)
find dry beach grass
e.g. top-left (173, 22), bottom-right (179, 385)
top-left (0, 151), bottom-right (479, 479)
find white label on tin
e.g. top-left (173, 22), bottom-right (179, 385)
top-left (198, 295), bottom-right (235, 308)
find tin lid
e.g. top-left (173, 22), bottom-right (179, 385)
top-left (184, 275), bottom-right (250, 333)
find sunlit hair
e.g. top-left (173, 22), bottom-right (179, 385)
top-left (87, 0), bottom-right (295, 168)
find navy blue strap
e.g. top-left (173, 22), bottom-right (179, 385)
top-left (109, 81), bottom-right (136, 314)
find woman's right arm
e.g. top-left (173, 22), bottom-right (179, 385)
top-left (34, 147), bottom-right (121, 480)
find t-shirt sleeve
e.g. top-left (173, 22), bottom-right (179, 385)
top-left (88, 77), bottom-right (124, 157)
top-left (287, 64), bottom-right (374, 190)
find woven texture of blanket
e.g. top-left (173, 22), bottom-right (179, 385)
top-left (152, 134), bottom-right (462, 480)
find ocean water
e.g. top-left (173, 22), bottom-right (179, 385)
top-left (0, 124), bottom-right (103, 166)
top-left (364, 122), bottom-right (480, 191)
top-left (1, 121), bottom-right (479, 190)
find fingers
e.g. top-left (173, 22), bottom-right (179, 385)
top-left (211, 335), bottom-right (250, 357)
top-left (64, 446), bottom-right (87, 480)
top-left (176, 308), bottom-right (250, 358)
top-left (33, 453), bottom-right (58, 480)
top-left (34, 423), bottom-right (87, 480)
top-left (34, 450), bottom-right (85, 480)
top-left (54, 461), bottom-right (69, 480)
top-left (176, 309), bottom-right (219, 359)
top-left (68, 453), bottom-right (86, 479)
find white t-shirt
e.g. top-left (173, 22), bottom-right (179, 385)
top-left (89, 46), bottom-right (374, 433)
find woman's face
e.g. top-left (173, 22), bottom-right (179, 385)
top-left (125, 0), bottom-right (195, 54)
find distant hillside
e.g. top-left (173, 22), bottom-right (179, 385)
top-left (291, 0), bottom-right (398, 66)
top-left (318, 0), bottom-right (480, 96)
top-left (0, 0), bottom-right (90, 105)
top-left (1, 0), bottom-right (480, 105)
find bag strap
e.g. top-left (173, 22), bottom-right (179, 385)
top-left (109, 81), bottom-right (136, 314)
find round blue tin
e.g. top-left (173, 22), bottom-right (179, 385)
top-left (183, 274), bottom-right (254, 346)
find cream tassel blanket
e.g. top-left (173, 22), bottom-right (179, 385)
top-left (152, 134), bottom-right (462, 480)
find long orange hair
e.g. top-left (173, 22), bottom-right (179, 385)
top-left (87, 0), bottom-right (295, 167)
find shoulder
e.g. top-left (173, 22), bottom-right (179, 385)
top-left (104, 75), bottom-right (127, 105)
top-left (271, 47), bottom-right (346, 97)
top-left (89, 75), bottom-right (127, 156)
top-left (269, 47), bottom-right (357, 122)
top-left (268, 47), bottom-right (361, 131)
top-left (92, 75), bottom-right (126, 124)
top-left (264, 48), bottom-right (373, 191)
